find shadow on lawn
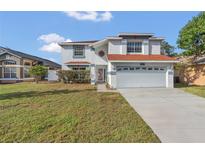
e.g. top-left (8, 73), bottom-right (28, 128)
top-left (0, 89), bottom-right (95, 100)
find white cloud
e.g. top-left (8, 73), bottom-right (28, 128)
top-left (38, 33), bottom-right (71, 53)
top-left (39, 43), bottom-right (61, 53)
top-left (99, 12), bottom-right (113, 21)
top-left (65, 38), bottom-right (72, 42)
top-left (64, 11), bottom-right (113, 22)
top-left (38, 33), bottom-right (65, 44)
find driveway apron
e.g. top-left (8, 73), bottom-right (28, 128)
top-left (119, 88), bottom-right (205, 143)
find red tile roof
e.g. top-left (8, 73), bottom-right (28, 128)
top-left (65, 61), bottom-right (90, 64)
top-left (107, 54), bottom-right (176, 61)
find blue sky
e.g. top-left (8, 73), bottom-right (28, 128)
top-left (0, 11), bottom-right (199, 63)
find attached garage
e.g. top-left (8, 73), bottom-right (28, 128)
top-left (107, 54), bottom-right (177, 89)
top-left (116, 66), bottom-right (167, 88)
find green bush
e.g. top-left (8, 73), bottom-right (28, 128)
top-left (57, 70), bottom-right (90, 83)
top-left (29, 65), bottom-right (48, 83)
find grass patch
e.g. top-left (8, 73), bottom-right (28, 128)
top-left (0, 82), bottom-right (160, 143)
top-left (175, 83), bottom-right (205, 98)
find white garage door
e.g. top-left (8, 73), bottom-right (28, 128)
top-left (116, 66), bottom-right (166, 88)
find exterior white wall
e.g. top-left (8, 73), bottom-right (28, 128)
top-left (92, 44), bottom-right (108, 65)
top-left (61, 45), bottom-right (108, 71)
top-left (61, 45), bottom-right (93, 70)
top-left (108, 40), bottom-right (122, 54)
top-left (149, 40), bottom-right (161, 55)
top-left (107, 61), bottom-right (117, 88)
top-left (48, 70), bottom-right (58, 81)
top-left (61, 45), bottom-right (72, 70)
top-left (166, 64), bottom-right (174, 88)
top-left (121, 39), bottom-right (127, 54)
top-left (143, 39), bottom-right (149, 55)
top-left (107, 62), bottom-right (112, 85)
top-left (108, 39), bottom-right (150, 55)
top-left (90, 64), bottom-right (96, 85)
top-left (61, 39), bottom-right (162, 71)
top-left (61, 44), bottom-right (108, 85)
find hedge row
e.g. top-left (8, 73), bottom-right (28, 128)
top-left (57, 70), bottom-right (90, 83)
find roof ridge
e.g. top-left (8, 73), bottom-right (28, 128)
top-left (0, 46), bottom-right (61, 67)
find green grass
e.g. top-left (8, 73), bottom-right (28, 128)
top-left (175, 83), bottom-right (205, 98)
top-left (0, 82), bottom-right (160, 143)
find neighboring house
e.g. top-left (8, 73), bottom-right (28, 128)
top-left (176, 56), bottom-right (205, 86)
top-left (0, 46), bottom-right (61, 83)
top-left (59, 33), bottom-right (178, 88)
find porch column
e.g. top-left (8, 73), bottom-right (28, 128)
top-left (166, 64), bottom-right (174, 88)
top-left (90, 64), bottom-right (96, 85)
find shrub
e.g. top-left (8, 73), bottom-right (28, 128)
top-left (29, 65), bottom-right (48, 83)
top-left (57, 70), bottom-right (90, 83)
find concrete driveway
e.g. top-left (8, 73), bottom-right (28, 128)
top-left (119, 88), bottom-right (205, 143)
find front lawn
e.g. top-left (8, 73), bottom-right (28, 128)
top-left (175, 83), bottom-right (205, 98)
top-left (0, 83), bottom-right (159, 143)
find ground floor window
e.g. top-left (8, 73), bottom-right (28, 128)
top-left (116, 66), bottom-right (166, 72)
top-left (3, 67), bottom-right (17, 78)
top-left (23, 67), bottom-right (31, 78)
top-left (72, 67), bottom-right (86, 70)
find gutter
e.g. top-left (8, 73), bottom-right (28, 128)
top-left (109, 60), bottom-right (179, 63)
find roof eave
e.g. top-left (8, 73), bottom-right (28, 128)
top-left (59, 42), bottom-right (92, 46)
top-left (118, 33), bottom-right (154, 37)
top-left (149, 37), bottom-right (165, 41)
top-left (90, 39), bottom-right (108, 47)
top-left (0, 51), bottom-right (22, 58)
top-left (108, 60), bottom-right (179, 63)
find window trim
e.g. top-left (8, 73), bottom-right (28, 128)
top-left (23, 66), bottom-right (31, 78)
top-left (72, 67), bottom-right (86, 71)
top-left (3, 60), bottom-right (17, 65)
top-left (129, 67), bottom-right (134, 71)
top-left (73, 45), bottom-right (85, 58)
top-left (123, 67), bottom-right (129, 71)
top-left (127, 41), bottom-right (143, 54)
top-left (3, 67), bottom-right (17, 79)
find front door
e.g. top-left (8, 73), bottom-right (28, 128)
top-left (97, 68), bottom-right (104, 82)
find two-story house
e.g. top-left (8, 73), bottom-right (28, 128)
top-left (59, 33), bottom-right (178, 88)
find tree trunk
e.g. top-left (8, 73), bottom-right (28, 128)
top-left (34, 76), bottom-right (40, 83)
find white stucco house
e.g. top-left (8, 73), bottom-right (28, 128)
top-left (59, 33), bottom-right (178, 88)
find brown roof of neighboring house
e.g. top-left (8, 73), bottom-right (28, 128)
top-left (107, 54), bottom-right (176, 61)
top-left (176, 56), bottom-right (205, 65)
top-left (0, 46), bottom-right (61, 69)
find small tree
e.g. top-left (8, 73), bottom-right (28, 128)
top-left (161, 40), bottom-right (177, 57)
top-left (29, 65), bottom-right (48, 83)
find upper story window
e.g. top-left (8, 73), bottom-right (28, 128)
top-left (127, 42), bottom-right (142, 54)
top-left (24, 62), bottom-right (31, 66)
top-left (3, 60), bottom-right (16, 65)
top-left (73, 45), bottom-right (85, 58)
